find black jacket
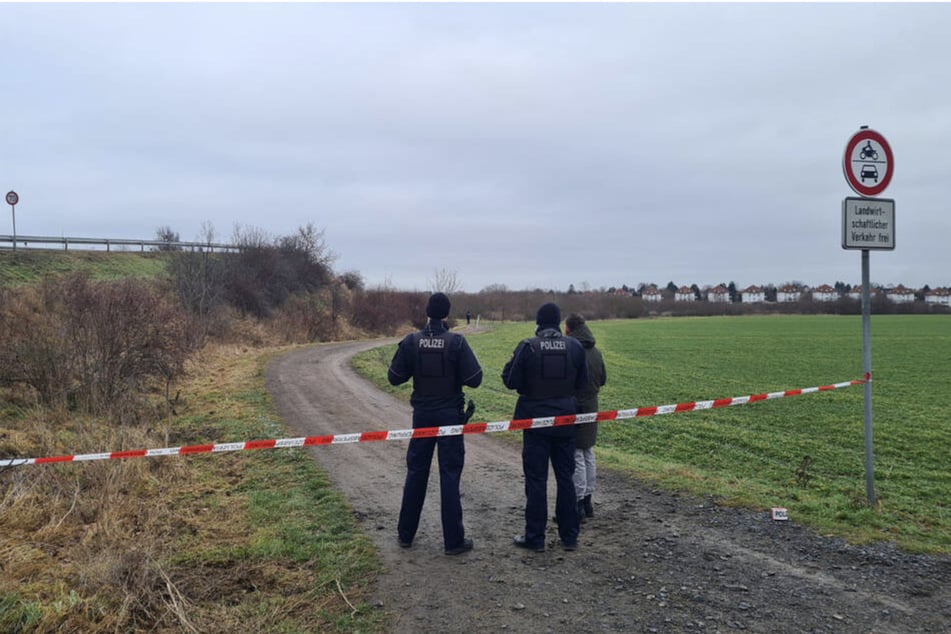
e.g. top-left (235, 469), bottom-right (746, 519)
top-left (388, 320), bottom-right (482, 426)
top-left (567, 322), bottom-right (607, 449)
top-left (501, 326), bottom-right (588, 426)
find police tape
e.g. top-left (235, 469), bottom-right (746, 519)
top-left (0, 379), bottom-right (864, 468)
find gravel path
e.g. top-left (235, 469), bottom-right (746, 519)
top-left (266, 340), bottom-right (951, 633)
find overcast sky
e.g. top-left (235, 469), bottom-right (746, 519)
top-left (3, 3), bottom-right (949, 292)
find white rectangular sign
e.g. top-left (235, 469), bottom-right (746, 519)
top-left (842, 197), bottom-right (895, 250)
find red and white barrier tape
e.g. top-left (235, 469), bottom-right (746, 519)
top-left (0, 379), bottom-right (864, 468)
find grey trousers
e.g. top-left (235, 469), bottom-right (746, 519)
top-left (573, 447), bottom-right (596, 499)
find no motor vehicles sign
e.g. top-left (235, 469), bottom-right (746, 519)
top-left (843, 128), bottom-right (893, 197)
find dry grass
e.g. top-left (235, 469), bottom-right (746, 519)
top-left (0, 341), bottom-right (384, 633)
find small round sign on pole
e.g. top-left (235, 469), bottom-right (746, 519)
top-left (6, 190), bottom-right (19, 251)
top-left (843, 128), bottom-right (893, 197)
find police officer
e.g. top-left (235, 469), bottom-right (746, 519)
top-left (502, 302), bottom-right (588, 552)
top-left (388, 292), bottom-right (483, 555)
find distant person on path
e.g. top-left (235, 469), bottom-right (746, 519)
top-left (565, 313), bottom-right (607, 521)
top-left (388, 292), bottom-right (483, 555)
top-left (466, 309), bottom-right (471, 325)
top-left (502, 302), bottom-right (588, 552)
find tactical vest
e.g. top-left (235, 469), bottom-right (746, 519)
top-left (524, 335), bottom-right (576, 399)
top-left (411, 330), bottom-right (456, 396)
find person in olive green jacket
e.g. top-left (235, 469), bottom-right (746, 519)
top-left (565, 313), bottom-right (607, 520)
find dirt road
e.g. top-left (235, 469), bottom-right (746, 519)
top-left (266, 340), bottom-right (951, 633)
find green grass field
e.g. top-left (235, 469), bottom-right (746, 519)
top-left (353, 315), bottom-right (951, 555)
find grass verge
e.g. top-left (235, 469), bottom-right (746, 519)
top-left (0, 250), bottom-right (171, 286)
top-left (0, 344), bottom-right (385, 633)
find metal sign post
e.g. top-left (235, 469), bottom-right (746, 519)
top-left (841, 126), bottom-right (895, 507)
top-left (860, 250), bottom-right (874, 506)
top-left (5, 190), bottom-right (18, 251)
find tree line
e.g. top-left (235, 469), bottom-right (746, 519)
top-left (2, 222), bottom-right (946, 422)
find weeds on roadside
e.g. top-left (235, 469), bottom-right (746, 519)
top-left (0, 346), bottom-right (384, 633)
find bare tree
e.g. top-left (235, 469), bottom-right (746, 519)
top-left (231, 223), bottom-right (271, 249)
top-left (286, 222), bottom-right (337, 268)
top-left (198, 221), bottom-right (217, 248)
top-left (429, 268), bottom-right (461, 294)
top-left (154, 226), bottom-right (181, 251)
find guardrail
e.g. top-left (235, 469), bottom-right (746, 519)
top-left (0, 234), bottom-right (240, 253)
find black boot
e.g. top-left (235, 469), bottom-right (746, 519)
top-left (577, 499), bottom-right (587, 523)
top-left (583, 494), bottom-right (594, 518)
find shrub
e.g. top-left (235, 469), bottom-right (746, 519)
top-left (219, 224), bottom-right (335, 318)
top-left (0, 275), bottom-right (192, 418)
top-left (271, 292), bottom-right (335, 343)
top-left (350, 287), bottom-right (425, 335)
top-left (167, 250), bottom-right (227, 318)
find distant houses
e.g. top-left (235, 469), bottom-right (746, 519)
top-left (623, 282), bottom-right (950, 307)
top-left (641, 285), bottom-right (663, 303)
top-left (740, 285), bottom-right (765, 303)
top-left (848, 285), bottom-right (870, 301)
top-left (776, 284), bottom-right (802, 303)
top-left (885, 285), bottom-right (915, 304)
top-left (812, 284), bottom-right (838, 302)
top-left (708, 285), bottom-right (730, 303)
top-left (675, 286), bottom-right (696, 302)
top-left (925, 287), bottom-right (951, 306)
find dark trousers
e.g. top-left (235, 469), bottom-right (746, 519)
top-left (522, 428), bottom-right (579, 547)
top-left (397, 434), bottom-right (466, 550)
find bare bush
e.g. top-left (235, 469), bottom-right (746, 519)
top-left (270, 292), bottom-right (336, 343)
top-left (350, 286), bottom-right (426, 335)
top-left (0, 286), bottom-right (73, 405)
top-left (0, 275), bottom-right (192, 418)
top-left (167, 250), bottom-right (226, 318)
top-left (337, 270), bottom-right (364, 292)
top-left (219, 224), bottom-right (336, 318)
top-left (167, 250), bottom-right (229, 349)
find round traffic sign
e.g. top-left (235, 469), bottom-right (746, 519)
top-left (843, 128), bottom-right (893, 197)
top-left (5, 191), bottom-right (18, 206)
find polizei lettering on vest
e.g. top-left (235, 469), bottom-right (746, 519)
top-left (539, 340), bottom-right (567, 351)
top-left (418, 337), bottom-right (446, 349)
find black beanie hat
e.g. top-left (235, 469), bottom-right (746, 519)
top-left (426, 292), bottom-right (451, 319)
top-left (536, 302), bottom-right (561, 326)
